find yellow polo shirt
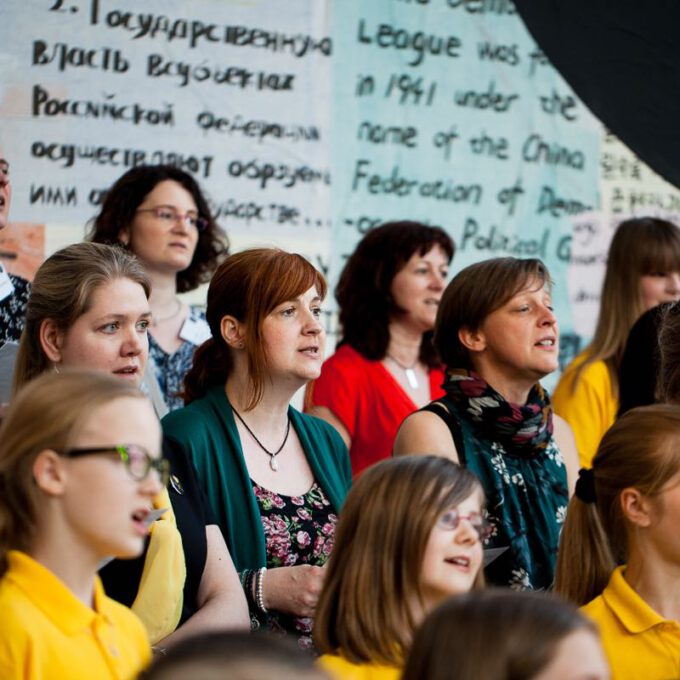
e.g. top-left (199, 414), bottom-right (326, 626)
top-left (319, 653), bottom-right (401, 680)
top-left (0, 550), bottom-right (151, 680)
top-left (553, 353), bottom-right (618, 468)
top-left (581, 566), bottom-right (680, 680)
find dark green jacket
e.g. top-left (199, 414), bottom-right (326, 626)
top-left (162, 385), bottom-right (352, 571)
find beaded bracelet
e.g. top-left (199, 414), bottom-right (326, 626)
top-left (255, 567), bottom-right (268, 614)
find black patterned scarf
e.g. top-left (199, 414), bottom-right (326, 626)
top-left (442, 368), bottom-right (553, 457)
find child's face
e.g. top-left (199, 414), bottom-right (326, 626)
top-left (419, 491), bottom-right (484, 610)
top-left (57, 396), bottom-right (163, 563)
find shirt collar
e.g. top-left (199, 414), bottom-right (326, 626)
top-left (603, 566), bottom-right (673, 634)
top-left (5, 550), bottom-right (112, 634)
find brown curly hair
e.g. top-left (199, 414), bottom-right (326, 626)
top-left (87, 164), bottom-right (228, 293)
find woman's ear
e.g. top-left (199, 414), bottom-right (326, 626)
top-left (39, 319), bottom-right (64, 364)
top-left (32, 449), bottom-right (68, 497)
top-left (620, 487), bottom-right (653, 528)
top-left (458, 326), bottom-right (487, 353)
top-left (118, 226), bottom-right (130, 247)
top-left (220, 315), bottom-right (245, 349)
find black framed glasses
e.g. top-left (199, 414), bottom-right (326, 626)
top-left (136, 205), bottom-right (208, 232)
top-left (61, 444), bottom-right (169, 486)
top-left (437, 508), bottom-right (492, 540)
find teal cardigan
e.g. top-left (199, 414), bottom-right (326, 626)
top-left (161, 385), bottom-right (352, 572)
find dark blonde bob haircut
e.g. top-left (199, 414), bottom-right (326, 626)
top-left (434, 257), bottom-right (551, 370)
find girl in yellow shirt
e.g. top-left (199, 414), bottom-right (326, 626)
top-left (555, 404), bottom-right (680, 680)
top-left (0, 371), bottom-right (165, 679)
top-left (314, 455), bottom-right (487, 680)
top-left (553, 217), bottom-right (680, 467)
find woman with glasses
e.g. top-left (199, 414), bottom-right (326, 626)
top-left (395, 257), bottom-right (579, 590)
top-left (314, 455), bottom-right (486, 679)
top-left (13, 242), bottom-right (248, 649)
top-left (0, 370), bottom-right (162, 679)
top-left (89, 165), bottom-right (229, 412)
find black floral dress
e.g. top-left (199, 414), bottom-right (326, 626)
top-left (252, 480), bottom-right (337, 651)
top-left (0, 273), bottom-right (30, 347)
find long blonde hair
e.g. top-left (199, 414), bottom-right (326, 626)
top-left (13, 242), bottom-right (150, 393)
top-left (313, 455), bottom-right (484, 666)
top-left (0, 371), bottom-right (145, 577)
top-left (572, 217), bottom-right (680, 395)
top-left (555, 404), bottom-right (680, 605)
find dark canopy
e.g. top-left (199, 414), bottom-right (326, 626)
top-left (514, 1), bottom-right (680, 190)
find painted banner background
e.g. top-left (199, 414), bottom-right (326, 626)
top-left (2, 0), bottom-right (680, 388)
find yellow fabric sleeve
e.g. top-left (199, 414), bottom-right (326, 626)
top-left (553, 355), bottom-right (618, 468)
top-left (131, 487), bottom-right (186, 645)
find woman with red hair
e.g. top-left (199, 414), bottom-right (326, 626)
top-left (162, 249), bottom-right (351, 649)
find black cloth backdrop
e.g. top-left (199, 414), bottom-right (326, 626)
top-left (514, 1), bottom-right (680, 190)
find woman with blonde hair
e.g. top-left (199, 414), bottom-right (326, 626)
top-left (162, 248), bottom-right (351, 649)
top-left (395, 257), bottom-right (578, 590)
top-left (0, 370), bottom-right (164, 678)
top-left (89, 164), bottom-right (228, 412)
top-left (14, 242), bottom-right (248, 648)
top-left (555, 404), bottom-right (680, 679)
top-left (554, 217), bottom-right (680, 466)
top-left (315, 455), bottom-right (486, 679)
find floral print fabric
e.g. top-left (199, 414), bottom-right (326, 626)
top-left (443, 368), bottom-right (554, 455)
top-left (427, 380), bottom-right (568, 591)
top-left (148, 305), bottom-right (209, 412)
top-left (252, 480), bottom-right (337, 650)
top-left (0, 273), bottom-right (30, 347)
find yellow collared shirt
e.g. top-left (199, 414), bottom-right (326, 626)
top-left (553, 353), bottom-right (618, 468)
top-left (581, 566), bottom-right (680, 680)
top-left (319, 653), bottom-right (401, 680)
top-left (0, 550), bottom-right (151, 680)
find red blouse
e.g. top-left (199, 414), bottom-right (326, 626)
top-left (306, 344), bottom-right (445, 475)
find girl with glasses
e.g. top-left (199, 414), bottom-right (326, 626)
top-left (0, 370), bottom-right (162, 679)
top-left (395, 257), bottom-right (579, 590)
top-left (314, 455), bottom-right (485, 680)
top-left (89, 164), bottom-right (229, 412)
top-left (13, 242), bottom-right (248, 650)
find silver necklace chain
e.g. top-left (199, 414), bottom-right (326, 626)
top-left (232, 407), bottom-right (291, 471)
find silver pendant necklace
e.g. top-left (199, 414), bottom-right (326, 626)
top-left (387, 354), bottom-right (419, 390)
top-left (232, 407), bottom-right (291, 471)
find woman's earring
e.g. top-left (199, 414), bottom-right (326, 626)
top-left (53, 364), bottom-right (60, 374)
